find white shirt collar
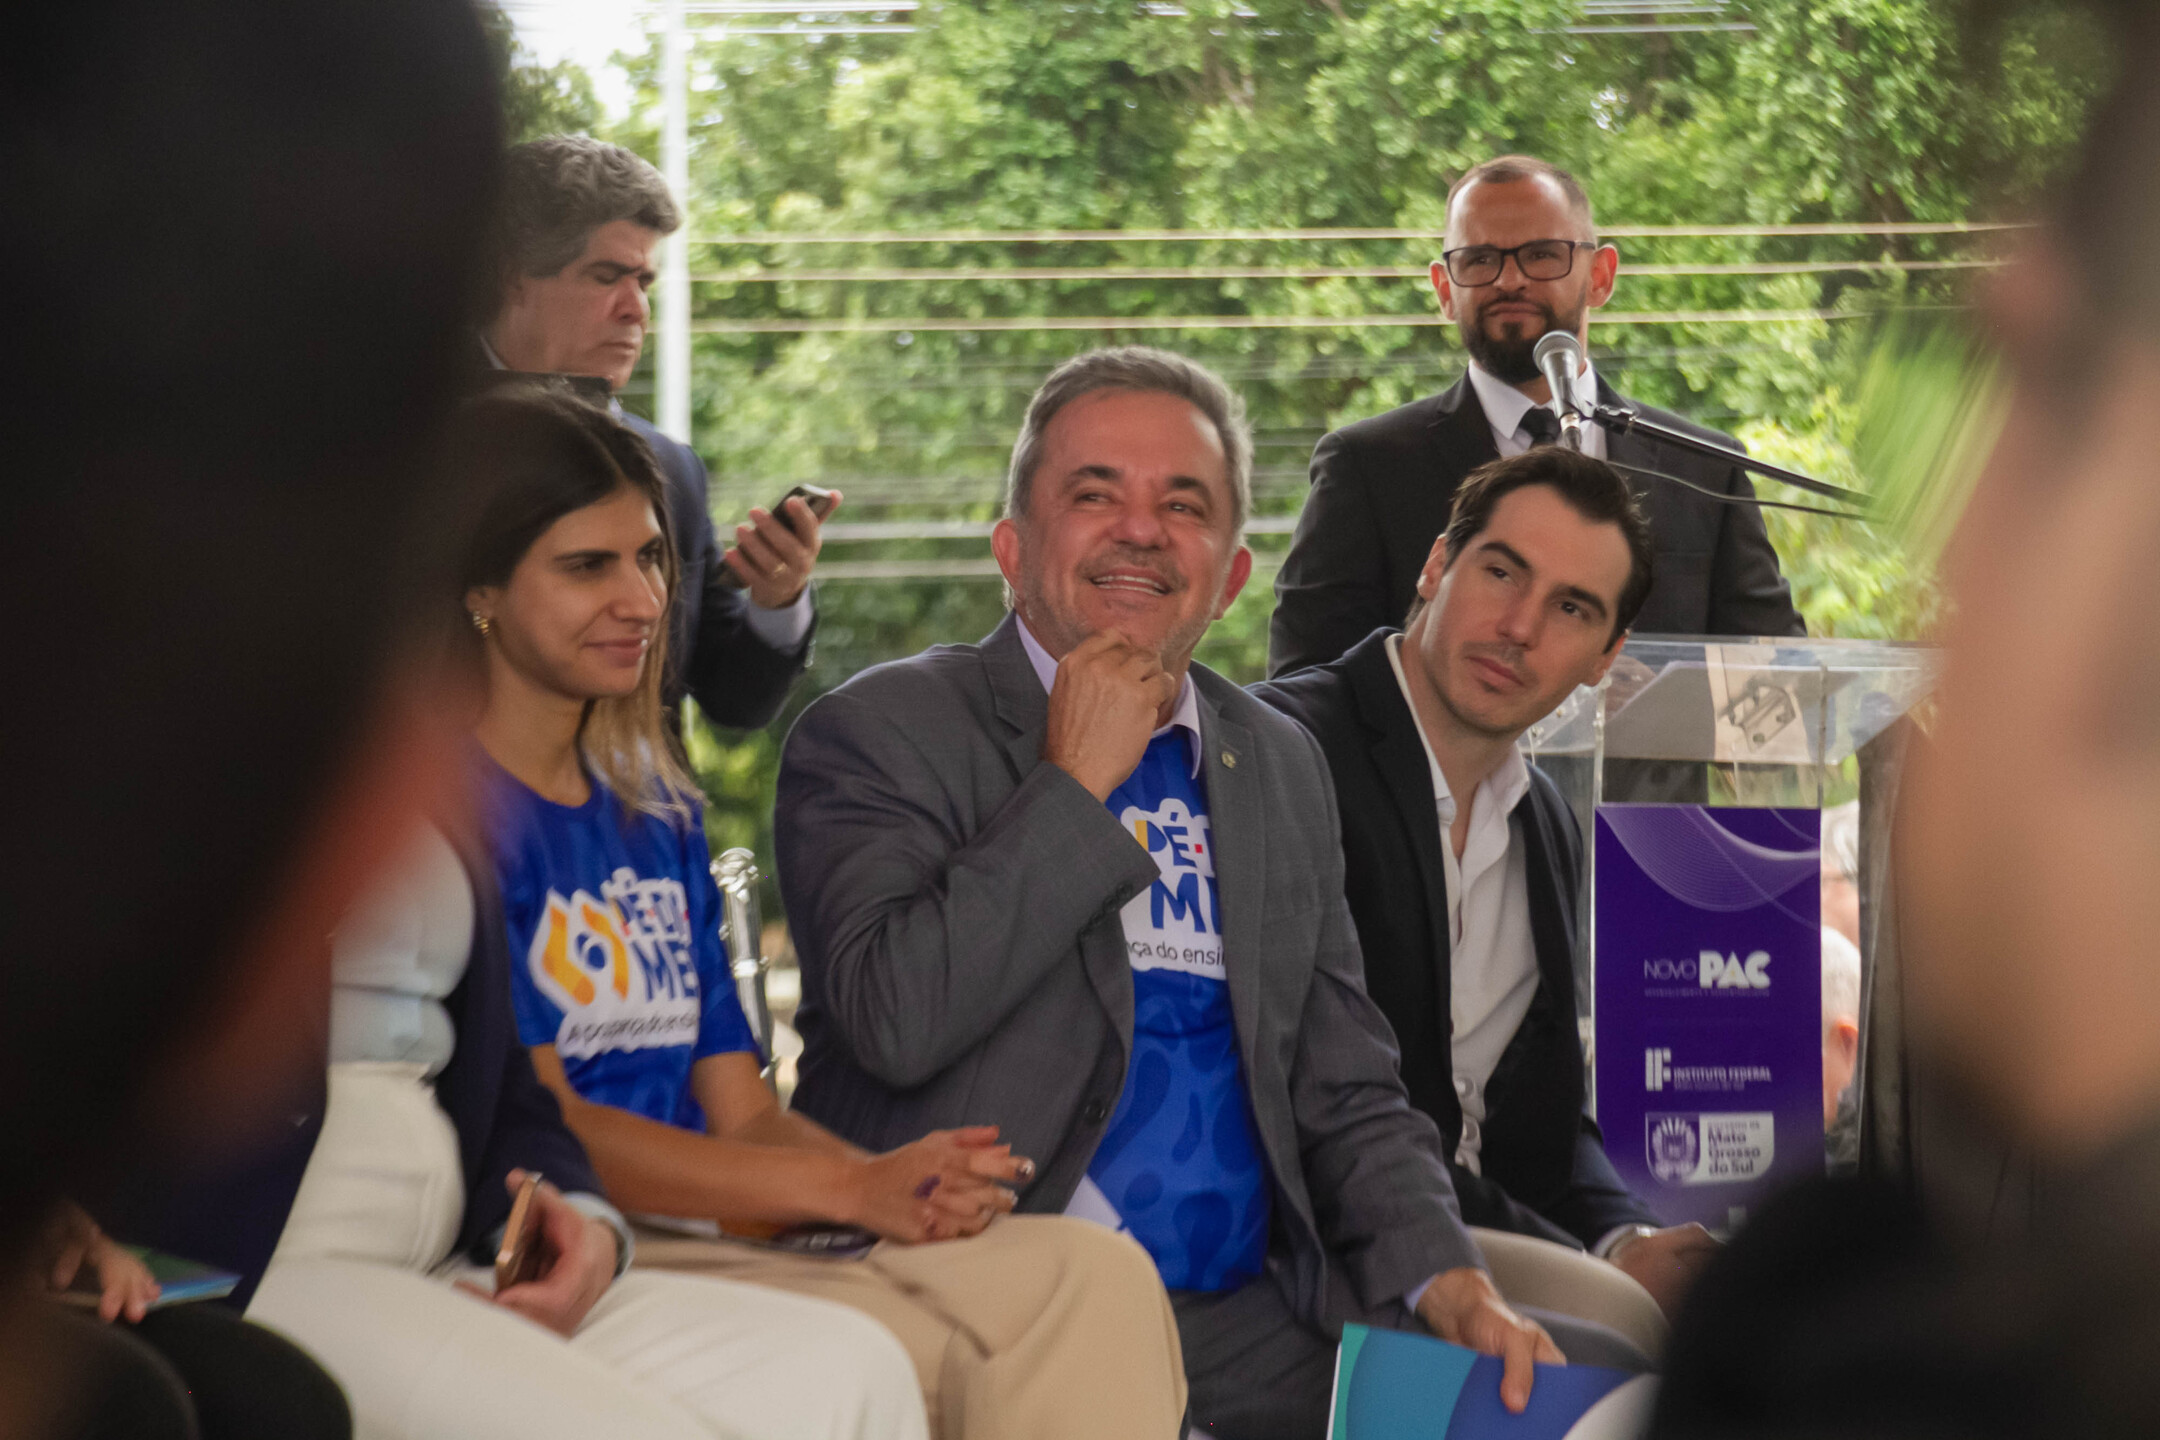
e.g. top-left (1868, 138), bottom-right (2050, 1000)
top-left (1465, 353), bottom-right (1601, 444)
top-left (1016, 616), bottom-right (1203, 779)
top-left (1382, 632), bottom-right (1532, 826)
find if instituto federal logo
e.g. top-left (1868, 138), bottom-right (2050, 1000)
top-left (1646, 1048), bottom-right (1673, 1091)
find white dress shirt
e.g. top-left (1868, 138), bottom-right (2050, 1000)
top-left (1465, 355), bottom-right (1608, 462)
top-left (1384, 635), bottom-right (1540, 1176)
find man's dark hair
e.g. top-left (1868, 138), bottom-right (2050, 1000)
top-left (1407, 448), bottom-right (1653, 644)
top-left (1445, 155), bottom-right (1597, 238)
top-left (495, 135), bottom-right (680, 296)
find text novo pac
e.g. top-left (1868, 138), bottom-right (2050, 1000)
top-left (1697, 949), bottom-right (1771, 989)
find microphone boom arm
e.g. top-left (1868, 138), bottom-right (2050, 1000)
top-left (1590, 402), bottom-right (1871, 509)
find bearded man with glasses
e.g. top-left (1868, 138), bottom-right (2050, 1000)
top-left (1268, 155), bottom-right (1803, 680)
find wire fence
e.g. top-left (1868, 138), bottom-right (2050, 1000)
top-left (677, 223), bottom-right (1979, 581)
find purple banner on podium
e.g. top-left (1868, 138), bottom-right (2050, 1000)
top-left (1593, 805), bottom-right (1822, 1233)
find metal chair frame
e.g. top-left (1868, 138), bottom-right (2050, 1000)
top-left (711, 846), bottom-right (779, 1087)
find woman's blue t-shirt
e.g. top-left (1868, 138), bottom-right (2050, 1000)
top-left (481, 756), bottom-right (757, 1133)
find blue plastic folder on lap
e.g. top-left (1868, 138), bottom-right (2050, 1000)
top-left (61, 1249), bottom-right (241, 1311)
top-left (1327, 1324), bottom-right (1657, 1440)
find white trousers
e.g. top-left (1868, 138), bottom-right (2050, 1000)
top-left (248, 1063), bottom-right (927, 1440)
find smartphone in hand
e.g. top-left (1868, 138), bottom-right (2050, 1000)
top-left (494, 1172), bottom-right (547, 1292)
top-left (770, 483), bottom-right (838, 537)
top-left (716, 484), bottom-right (838, 589)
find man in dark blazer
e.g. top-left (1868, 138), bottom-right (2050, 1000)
top-left (778, 348), bottom-right (1647, 1440)
top-left (483, 136), bottom-right (824, 730)
top-left (1268, 154), bottom-right (1803, 680)
top-left (1253, 447), bottom-right (1718, 1326)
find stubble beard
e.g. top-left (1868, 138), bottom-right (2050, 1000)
top-left (1458, 292), bottom-right (1587, 385)
top-left (1433, 641), bottom-right (1547, 745)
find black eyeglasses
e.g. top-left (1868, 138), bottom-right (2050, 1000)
top-left (1440, 239), bottom-right (1595, 286)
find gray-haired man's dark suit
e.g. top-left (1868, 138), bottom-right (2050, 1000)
top-left (776, 614), bottom-right (1641, 1438)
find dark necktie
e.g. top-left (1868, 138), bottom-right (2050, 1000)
top-left (1519, 405), bottom-right (1561, 448)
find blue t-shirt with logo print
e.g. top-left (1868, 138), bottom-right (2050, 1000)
top-left (1082, 728), bottom-right (1271, 1292)
top-left (481, 756), bottom-right (757, 1133)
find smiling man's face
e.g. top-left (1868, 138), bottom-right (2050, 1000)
top-left (991, 387), bottom-right (1252, 672)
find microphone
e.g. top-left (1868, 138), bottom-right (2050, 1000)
top-left (1533, 331), bottom-right (1590, 451)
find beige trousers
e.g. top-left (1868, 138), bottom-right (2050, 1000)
top-left (634, 1215), bottom-right (1188, 1440)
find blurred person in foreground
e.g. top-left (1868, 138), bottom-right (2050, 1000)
top-left (482, 135), bottom-right (829, 732)
top-left (21, 1200), bottom-right (348, 1440)
top-left (1253, 447), bottom-right (1717, 1340)
top-left (776, 347), bottom-right (1650, 1440)
top-left (1, 0), bottom-right (505, 1434)
top-left (459, 386), bottom-right (1185, 1440)
top-left (1268, 154), bottom-right (1801, 681)
top-left (1651, 3), bottom-right (2160, 1434)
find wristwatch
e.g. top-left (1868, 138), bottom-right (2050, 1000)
top-left (1595, 1223), bottom-right (1661, 1261)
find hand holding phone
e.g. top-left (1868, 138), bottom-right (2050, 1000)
top-left (495, 1170), bottom-right (546, 1293)
top-left (468, 1171), bottom-right (618, 1338)
top-left (771, 483), bottom-right (838, 537)
top-left (719, 484), bottom-right (840, 602)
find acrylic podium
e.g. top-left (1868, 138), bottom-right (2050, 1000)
top-left (1517, 635), bottom-right (1938, 1233)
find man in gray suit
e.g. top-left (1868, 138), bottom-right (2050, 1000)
top-left (776, 348), bottom-right (1646, 1439)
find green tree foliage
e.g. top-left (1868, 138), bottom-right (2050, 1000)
top-left (573, 0), bottom-right (2099, 865)
top-left (482, 3), bottom-right (602, 143)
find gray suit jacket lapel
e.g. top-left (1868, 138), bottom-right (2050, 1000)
top-left (985, 613), bottom-right (1050, 779)
top-left (1196, 689), bottom-right (1267, 1094)
top-left (982, 614), bottom-right (1136, 1046)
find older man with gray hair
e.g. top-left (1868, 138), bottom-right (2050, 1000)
top-left (777, 347), bottom-right (1648, 1440)
top-left (482, 135), bottom-right (826, 730)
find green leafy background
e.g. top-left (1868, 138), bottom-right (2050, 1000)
top-left (494, 0), bottom-right (2099, 879)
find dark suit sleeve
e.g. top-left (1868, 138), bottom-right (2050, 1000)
top-left (1703, 438), bottom-right (1805, 639)
top-left (1447, 1160), bottom-right (1587, 1249)
top-left (1520, 772), bottom-right (1661, 1247)
top-left (669, 441), bottom-right (815, 731)
top-left (1542, 1121), bottom-right (1663, 1245)
top-left (444, 868), bottom-right (605, 1261)
top-left (457, 1039), bottom-right (605, 1263)
top-left (684, 564), bottom-right (817, 731)
top-left (1282, 724), bottom-right (1485, 1305)
top-left (1268, 430), bottom-right (1395, 679)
